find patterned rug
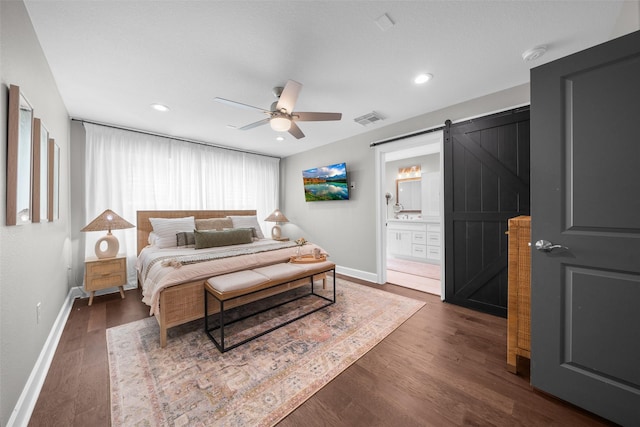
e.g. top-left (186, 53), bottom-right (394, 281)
top-left (107, 278), bottom-right (424, 426)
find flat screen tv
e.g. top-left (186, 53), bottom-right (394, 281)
top-left (302, 162), bottom-right (349, 202)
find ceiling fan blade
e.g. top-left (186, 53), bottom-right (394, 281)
top-left (288, 121), bottom-right (305, 139)
top-left (293, 112), bottom-right (342, 122)
top-left (276, 80), bottom-right (302, 114)
top-left (214, 97), bottom-right (268, 113)
top-left (238, 118), bottom-right (270, 130)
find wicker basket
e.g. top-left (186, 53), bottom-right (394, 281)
top-left (507, 215), bottom-right (531, 374)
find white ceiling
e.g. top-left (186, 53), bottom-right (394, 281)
top-left (23, 0), bottom-right (629, 158)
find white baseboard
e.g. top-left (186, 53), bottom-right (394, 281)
top-left (7, 287), bottom-right (81, 427)
top-left (335, 265), bottom-right (379, 284)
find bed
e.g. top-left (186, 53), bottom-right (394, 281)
top-left (136, 210), bottom-right (326, 347)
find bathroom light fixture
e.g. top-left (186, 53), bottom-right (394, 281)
top-left (81, 209), bottom-right (135, 258)
top-left (264, 209), bottom-right (289, 239)
top-left (414, 73), bottom-right (433, 84)
top-left (151, 103), bottom-right (170, 112)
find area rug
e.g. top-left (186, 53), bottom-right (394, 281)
top-left (107, 278), bottom-right (424, 426)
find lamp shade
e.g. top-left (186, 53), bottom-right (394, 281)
top-left (81, 209), bottom-right (134, 258)
top-left (264, 209), bottom-right (289, 223)
top-left (264, 209), bottom-right (289, 240)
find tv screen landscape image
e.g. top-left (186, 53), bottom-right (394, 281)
top-left (302, 162), bottom-right (349, 202)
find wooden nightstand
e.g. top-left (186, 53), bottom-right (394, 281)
top-left (84, 255), bottom-right (127, 306)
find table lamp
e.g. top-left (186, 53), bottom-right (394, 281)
top-left (81, 209), bottom-right (135, 258)
top-left (264, 209), bottom-right (289, 239)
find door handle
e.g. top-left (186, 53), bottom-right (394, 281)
top-left (534, 239), bottom-right (569, 253)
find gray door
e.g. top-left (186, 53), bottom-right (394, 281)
top-left (530, 30), bottom-right (640, 426)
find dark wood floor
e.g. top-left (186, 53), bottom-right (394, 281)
top-left (28, 277), bottom-right (615, 426)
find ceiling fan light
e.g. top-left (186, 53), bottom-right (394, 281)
top-left (270, 117), bottom-right (291, 132)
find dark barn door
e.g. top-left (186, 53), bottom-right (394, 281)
top-left (444, 110), bottom-right (530, 316)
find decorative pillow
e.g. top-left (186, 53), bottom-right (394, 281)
top-left (194, 228), bottom-right (254, 249)
top-left (176, 231), bottom-right (195, 247)
top-left (149, 216), bottom-right (196, 248)
top-left (195, 217), bottom-right (233, 231)
top-left (228, 215), bottom-right (265, 239)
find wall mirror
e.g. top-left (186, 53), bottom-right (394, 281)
top-left (396, 178), bottom-right (422, 211)
top-left (6, 85), bottom-right (34, 225)
top-left (32, 118), bottom-right (49, 222)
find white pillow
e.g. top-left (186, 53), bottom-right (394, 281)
top-left (148, 231), bottom-right (159, 245)
top-left (228, 215), bottom-right (265, 239)
top-left (149, 216), bottom-right (196, 248)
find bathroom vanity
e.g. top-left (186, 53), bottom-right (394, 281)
top-left (387, 219), bottom-right (441, 264)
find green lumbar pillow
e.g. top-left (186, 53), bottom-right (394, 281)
top-left (194, 228), bottom-right (254, 249)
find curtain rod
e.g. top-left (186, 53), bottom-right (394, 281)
top-left (72, 118), bottom-right (281, 160)
top-left (369, 105), bottom-right (530, 148)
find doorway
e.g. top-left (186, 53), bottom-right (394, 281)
top-left (375, 130), bottom-right (444, 297)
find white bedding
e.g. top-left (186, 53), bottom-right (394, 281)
top-left (137, 239), bottom-right (326, 315)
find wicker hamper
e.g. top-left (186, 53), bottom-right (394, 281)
top-left (506, 215), bottom-right (531, 374)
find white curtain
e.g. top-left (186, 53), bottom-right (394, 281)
top-left (83, 123), bottom-right (280, 284)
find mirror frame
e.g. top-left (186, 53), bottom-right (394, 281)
top-left (32, 118), bottom-right (49, 222)
top-left (396, 177), bottom-right (422, 212)
top-left (6, 85), bottom-right (34, 226)
top-left (49, 140), bottom-right (60, 221)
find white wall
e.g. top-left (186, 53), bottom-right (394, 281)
top-left (613, 1), bottom-right (640, 38)
top-left (385, 154), bottom-right (439, 218)
top-left (0, 1), bottom-right (71, 424)
top-left (281, 84), bottom-right (530, 278)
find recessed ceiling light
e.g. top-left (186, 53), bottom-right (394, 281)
top-left (276, 136), bottom-right (285, 141)
top-left (151, 103), bottom-right (170, 112)
top-left (414, 73), bottom-right (433, 84)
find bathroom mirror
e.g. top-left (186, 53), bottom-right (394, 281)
top-left (32, 118), bottom-right (49, 222)
top-left (6, 85), bottom-right (34, 226)
top-left (396, 178), bottom-right (421, 212)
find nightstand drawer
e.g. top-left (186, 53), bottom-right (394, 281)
top-left (84, 255), bottom-right (127, 305)
top-left (87, 272), bottom-right (127, 289)
top-left (86, 257), bottom-right (125, 277)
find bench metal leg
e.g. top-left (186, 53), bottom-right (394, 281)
top-left (204, 267), bottom-right (336, 353)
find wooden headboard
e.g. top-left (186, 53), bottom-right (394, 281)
top-left (136, 209), bottom-right (257, 255)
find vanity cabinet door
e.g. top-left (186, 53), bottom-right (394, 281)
top-left (387, 230), bottom-right (412, 257)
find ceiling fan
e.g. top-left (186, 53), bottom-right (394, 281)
top-left (214, 80), bottom-right (342, 139)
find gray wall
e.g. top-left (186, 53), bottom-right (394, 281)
top-left (0, 1), bottom-right (71, 424)
top-left (281, 84), bottom-right (530, 279)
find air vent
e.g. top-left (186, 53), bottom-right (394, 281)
top-left (354, 111), bottom-right (384, 126)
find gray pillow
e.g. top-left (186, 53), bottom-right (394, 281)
top-left (194, 228), bottom-right (254, 249)
top-left (176, 231), bottom-right (195, 247)
top-left (195, 217), bottom-right (233, 231)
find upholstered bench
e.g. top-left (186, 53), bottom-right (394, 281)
top-left (204, 260), bottom-right (336, 352)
